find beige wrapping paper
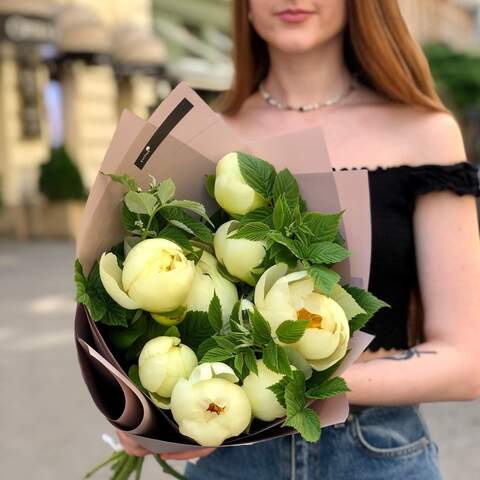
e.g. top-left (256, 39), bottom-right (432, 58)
top-left (75, 81), bottom-right (374, 452)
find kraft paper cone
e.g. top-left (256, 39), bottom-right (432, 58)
top-left (75, 81), bottom-right (374, 450)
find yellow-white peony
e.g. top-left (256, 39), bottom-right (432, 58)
top-left (99, 238), bottom-right (195, 313)
top-left (138, 336), bottom-right (198, 409)
top-left (184, 251), bottom-right (238, 323)
top-left (242, 359), bottom-right (286, 421)
top-left (214, 220), bottom-right (266, 285)
top-left (214, 152), bottom-right (267, 216)
top-left (255, 264), bottom-right (350, 371)
top-left (170, 362), bottom-right (252, 446)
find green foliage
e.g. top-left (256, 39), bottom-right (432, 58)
top-left (344, 286), bottom-right (390, 333)
top-left (74, 260), bottom-right (128, 327)
top-left (424, 43), bottom-right (480, 115)
top-left (39, 146), bottom-right (86, 201)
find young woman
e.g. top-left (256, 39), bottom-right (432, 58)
top-left (118, 1), bottom-right (480, 478)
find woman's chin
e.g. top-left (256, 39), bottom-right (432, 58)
top-left (268, 35), bottom-right (331, 56)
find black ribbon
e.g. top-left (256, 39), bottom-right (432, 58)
top-left (134, 97), bottom-right (194, 170)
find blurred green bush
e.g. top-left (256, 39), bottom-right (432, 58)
top-left (424, 43), bottom-right (480, 116)
top-left (39, 146), bottom-right (87, 202)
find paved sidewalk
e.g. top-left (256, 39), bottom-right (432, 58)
top-left (0, 240), bottom-right (478, 479)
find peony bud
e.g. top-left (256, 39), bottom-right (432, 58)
top-left (242, 359), bottom-right (286, 422)
top-left (170, 362), bottom-right (251, 446)
top-left (138, 336), bottom-right (198, 407)
top-left (214, 220), bottom-right (266, 286)
top-left (184, 251), bottom-right (238, 323)
top-left (214, 152), bottom-right (267, 216)
top-left (99, 238), bottom-right (195, 313)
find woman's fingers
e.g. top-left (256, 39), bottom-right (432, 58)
top-left (116, 429), bottom-right (152, 457)
top-left (160, 448), bottom-right (216, 460)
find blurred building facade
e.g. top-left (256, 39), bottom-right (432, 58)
top-left (0, 0), bottom-right (167, 237)
top-left (399, 0), bottom-right (480, 50)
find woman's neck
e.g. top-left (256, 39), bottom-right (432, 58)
top-left (264, 36), bottom-right (353, 108)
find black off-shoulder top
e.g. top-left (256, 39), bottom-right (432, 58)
top-left (337, 162), bottom-right (480, 352)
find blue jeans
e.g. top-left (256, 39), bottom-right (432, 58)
top-left (185, 406), bottom-right (442, 479)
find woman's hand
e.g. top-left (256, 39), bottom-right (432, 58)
top-left (116, 429), bottom-right (215, 460)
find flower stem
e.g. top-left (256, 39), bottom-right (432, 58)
top-left (84, 451), bottom-right (123, 478)
top-left (154, 455), bottom-right (188, 480)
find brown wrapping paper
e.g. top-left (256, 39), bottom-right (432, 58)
top-left (75, 81), bottom-right (374, 452)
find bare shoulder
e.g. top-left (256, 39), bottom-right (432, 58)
top-left (402, 107), bottom-right (466, 166)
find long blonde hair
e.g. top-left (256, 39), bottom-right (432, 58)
top-left (215, 0), bottom-right (447, 115)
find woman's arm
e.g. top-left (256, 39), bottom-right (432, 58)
top-left (344, 114), bottom-right (480, 405)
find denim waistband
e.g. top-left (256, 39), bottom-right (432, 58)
top-left (349, 404), bottom-right (420, 415)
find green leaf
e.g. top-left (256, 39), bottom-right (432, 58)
top-left (263, 341), bottom-right (292, 376)
top-left (276, 320), bottom-right (309, 344)
top-left (205, 174), bottom-right (216, 199)
top-left (157, 225), bottom-right (192, 251)
top-left (197, 337), bottom-right (218, 360)
top-left (345, 286), bottom-right (390, 316)
top-left (329, 284), bottom-right (365, 321)
top-left (284, 370), bottom-right (306, 415)
top-left (308, 265), bottom-right (341, 295)
top-left (302, 212), bottom-right (343, 242)
top-left (272, 196), bottom-right (286, 230)
top-left (164, 325), bottom-right (181, 338)
top-left (234, 352), bottom-right (244, 376)
top-left (229, 301), bottom-right (241, 331)
top-left (160, 207), bottom-right (213, 244)
top-left (267, 375), bottom-right (290, 408)
top-left (229, 222), bottom-right (270, 241)
top-left (178, 311), bottom-right (215, 352)
top-left (155, 178), bottom-right (176, 204)
top-left (124, 191), bottom-right (158, 215)
top-left (283, 408), bottom-right (321, 443)
top-left (249, 309), bottom-right (272, 345)
top-left (208, 292), bottom-right (223, 332)
top-left (273, 246), bottom-right (299, 269)
top-left (102, 172), bottom-right (139, 192)
top-left (74, 259), bottom-right (88, 304)
top-left (268, 231), bottom-right (306, 259)
top-left (273, 169), bottom-right (300, 207)
top-left (200, 347), bottom-right (235, 363)
top-left (307, 357), bottom-right (345, 388)
top-left (237, 151), bottom-right (276, 199)
top-left (344, 286), bottom-right (390, 333)
top-left (306, 376), bottom-right (350, 400)
top-left (213, 335), bottom-right (236, 352)
top-left (166, 200), bottom-right (212, 226)
top-left (243, 348), bottom-right (258, 375)
top-left (308, 242), bottom-right (351, 264)
top-left (239, 207), bottom-right (273, 226)
top-left (101, 298), bottom-right (128, 327)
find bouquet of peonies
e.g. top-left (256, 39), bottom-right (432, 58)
top-left (74, 83), bottom-right (387, 479)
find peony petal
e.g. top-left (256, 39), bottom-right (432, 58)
top-left (242, 360), bottom-right (286, 422)
top-left (99, 252), bottom-right (139, 309)
top-left (189, 362), bottom-right (238, 384)
top-left (138, 356), bottom-right (168, 393)
top-left (222, 236), bottom-right (266, 285)
top-left (295, 328), bottom-right (339, 360)
top-left (122, 238), bottom-right (183, 291)
top-left (254, 264), bottom-right (289, 309)
top-left (127, 260), bottom-right (195, 312)
top-left (148, 392), bottom-right (171, 410)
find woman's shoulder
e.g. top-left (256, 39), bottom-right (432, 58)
top-left (349, 85), bottom-right (466, 168)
